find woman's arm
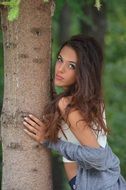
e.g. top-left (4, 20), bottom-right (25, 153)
top-left (58, 97), bottom-right (100, 148)
top-left (42, 139), bottom-right (112, 170)
top-left (22, 113), bottom-right (119, 171)
top-left (67, 110), bottom-right (100, 148)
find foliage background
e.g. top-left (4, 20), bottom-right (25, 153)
top-left (0, 0), bottom-right (126, 189)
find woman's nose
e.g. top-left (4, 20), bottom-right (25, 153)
top-left (58, 63), bottom-right (66, 72)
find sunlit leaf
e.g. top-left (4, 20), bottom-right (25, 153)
top-left (8, 6), bottom-right (19, 21)
top-left (0, 0), bottom-right (21, 21)
top-left (0, 1), bottom-right (11, 6)
top-left (43, 0), bottom-right (49, 2)
top-left (94, 0), bottom-right (102, 11)
top-left (0, 0), bottom-right (20, 7)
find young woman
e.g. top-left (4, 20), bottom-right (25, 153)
top-left (23, 34), bottom-right (126, 190)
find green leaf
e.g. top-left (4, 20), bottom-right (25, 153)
top-left (94, 0), bottom-right (102, 11)
top-left (43, 0), bottom-right (49, 2)
top-left (0, 1), bottom-right (11, 6)
top-left (0, 0), bottom-right (21, 21)
top-left (9, 0), bottom-right (20, 7)
top-left (0, 0), bottom-right (20, 7)
top-left (8, 6), bottom-right (19, 21)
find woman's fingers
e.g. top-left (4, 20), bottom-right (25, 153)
top-left (23, 121), bottom-right (38, 134)
top-left (23, 114), bottom-right (46, 143)
top-left (23, 122), bottom-right (40, 142)
top-left (29, 114), bottom-right (44, 127)
top-left (24, 116), bottom-right (41, 131)
top-left (23, 128), bottom-right (36, 140)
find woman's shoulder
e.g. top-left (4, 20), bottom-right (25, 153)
top-left (59, 120), bottom-right (107, 148)
top-left (58, 120), bottom-right (80, 144)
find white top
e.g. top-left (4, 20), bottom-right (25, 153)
top-left (58, 112), bottom-right (107, 162)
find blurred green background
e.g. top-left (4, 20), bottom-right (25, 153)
top-left (0, 0), bottom-right (126, 189)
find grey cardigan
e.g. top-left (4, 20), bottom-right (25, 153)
top-left (43, 140), bottom-right (126, 190)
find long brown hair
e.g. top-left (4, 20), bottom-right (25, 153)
top-left (42, 34), bottom-right (108, 142)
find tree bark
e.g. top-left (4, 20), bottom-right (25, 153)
top-left (0, 0), bottom-right (53, 189)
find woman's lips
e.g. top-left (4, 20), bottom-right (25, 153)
top-left (55, 74), bottom-right (64, 80)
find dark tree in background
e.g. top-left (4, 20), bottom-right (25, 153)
top-left (58, 2), bottom-right (71, 44)
top-left (80, 1), bottom-right (107, 48)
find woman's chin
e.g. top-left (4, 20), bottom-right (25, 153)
top-left (54, 80), bottom-right (69, 90)
top-left (54, 83), bottom-right (66, 90)
top-left (54, 80), bottom-right (63, 87)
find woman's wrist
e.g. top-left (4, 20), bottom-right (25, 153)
top-left (40, 139), bottom-right (49, 146)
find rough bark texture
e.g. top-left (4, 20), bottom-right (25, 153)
top-left (0, 0), bottom-right (53, 189)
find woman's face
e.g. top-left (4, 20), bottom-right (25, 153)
top-left (54, 45), bottom-right (77, 89)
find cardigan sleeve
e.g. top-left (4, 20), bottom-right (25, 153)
top-left (42, 139), bottom-right (120, 170)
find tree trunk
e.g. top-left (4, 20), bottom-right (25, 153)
top-left (0, 0), bottom-right (53, 189)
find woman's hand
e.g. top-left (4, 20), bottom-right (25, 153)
top-left (58, 96), bottom-right (72, 115)
top-left (23, 114), bottom-right (46, 143)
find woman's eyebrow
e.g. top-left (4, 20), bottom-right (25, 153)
top-left (58, 54), bottom-right (77, 64)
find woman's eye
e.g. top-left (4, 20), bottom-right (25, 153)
top-left (57, 57), bottom-right (62, 62)
top-left (68, 63), bottom-right (76, 70)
